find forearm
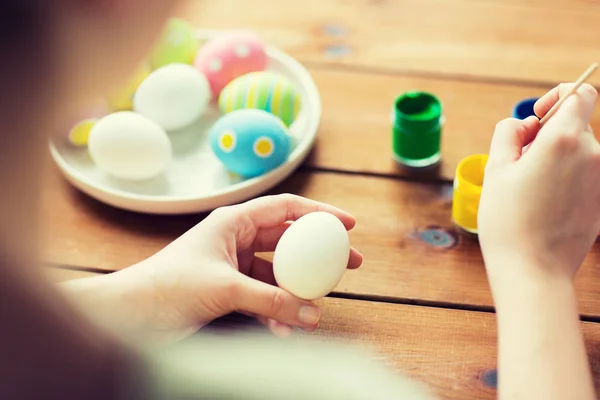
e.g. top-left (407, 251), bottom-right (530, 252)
top-left (0, 263), bottom-right (145, 399)
top-left (143, 332), bottom-right (437, 400)
top-left (488, 265), bottom-right (594, 400)
top-left (59, 271), bottom-right (156, 343)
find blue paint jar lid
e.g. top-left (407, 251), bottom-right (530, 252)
top-left (513, 98), bottom-right (539, 120)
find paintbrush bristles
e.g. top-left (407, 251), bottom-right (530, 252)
top-left (539, 63), bottom-right (598, 126)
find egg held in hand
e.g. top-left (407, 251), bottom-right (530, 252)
top-left (209, 109), bottom-right (291, 178)
top-left (273, 212), bottom-right (351, 301)
top-left (194, 30), bottom-right (267, 97)
top-left (134, 63), bottom-right (210, 131)
top-left (88, 111), bottom-right (172, 181)
top-left (219, 71), bottom-right (302, 127)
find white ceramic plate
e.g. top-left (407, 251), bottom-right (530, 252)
top-left (49, 30), bottom-right (321, 215)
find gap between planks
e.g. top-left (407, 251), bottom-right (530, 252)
top-left (46, 264), bottom-right (600, 324)
top-left (298, 165), bottom-right (453, 185)
top-left (303, 61), bottom-right (598, 92)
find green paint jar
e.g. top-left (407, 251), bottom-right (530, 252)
top-left (392, 91), bottom-right (443, 168)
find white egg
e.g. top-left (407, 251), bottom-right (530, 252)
top-left (88, 111), bottom-right (171, 180)
top-left (133, 63), bottom-right (210, 131)
top-left (273, 212), bottom-right (350, 300)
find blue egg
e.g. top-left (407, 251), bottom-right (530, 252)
top-left (209, 109), bottom-right (291, 178)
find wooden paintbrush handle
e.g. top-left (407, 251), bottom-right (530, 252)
top-left (539, 63), bottom-right (598, 126)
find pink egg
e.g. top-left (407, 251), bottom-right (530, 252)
top-left (194, 30), bottom-right (268, 97)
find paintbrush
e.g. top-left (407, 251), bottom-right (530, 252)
top-left (539, 63), bottom-right (598, 126)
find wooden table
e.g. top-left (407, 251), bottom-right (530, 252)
top-left (43, 1), bottom-right (600, 398)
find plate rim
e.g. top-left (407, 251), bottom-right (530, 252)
top-left (49, 30), bottom-right (321, 207)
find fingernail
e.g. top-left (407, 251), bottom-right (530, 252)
top-left (299, 306), bottom-right (321, 325)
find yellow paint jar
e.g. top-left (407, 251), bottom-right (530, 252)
top-left (452, 154), bottom-right (488, 234)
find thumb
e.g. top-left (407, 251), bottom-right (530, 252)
top-left (487, 116), bottom-right (540, 167)
top-left (230, 274), bottom-right (321, 329)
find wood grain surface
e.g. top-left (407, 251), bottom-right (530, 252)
top-left (41, 163), bottom-right (600, 318)
top-left (47, 266), bottom-right (600, 400)
top-left (178, 0), bottom-right (600, 86)
top-left (305, 67), bottom-right (600, 180)
top-left (32, 0), bottom-right (600, 398)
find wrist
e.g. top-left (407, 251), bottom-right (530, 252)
top-left (486, 257), bottom-right (577, 316)
top-left (484, 250), bottom-right (574, 290)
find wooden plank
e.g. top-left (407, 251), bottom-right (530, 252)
top-left (179, 0), bottom-right (600, 86)
top-left (314, 297), bottom-right (600, 400)
top-left (41, 165), bottom-right (600, 318)
top-left (56, 68), bottom-right (600, 183)
top-left (306, 68), bottom-right (600, 180)
top-left (151, 2), bottom-right (600, 180)
top-left (41, 166), bottom-right (200, 271)
top-left (38, 266), bottom-right (600, 400)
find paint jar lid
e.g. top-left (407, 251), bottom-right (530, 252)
top-left (393, 91), bottom-right (442, 134)
top-left (513, 98), bottom-right (539, 120)
top-left (455, 154), bottom-right (488, 198)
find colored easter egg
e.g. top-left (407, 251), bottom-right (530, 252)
top-left (209, 109), bottom-right (291, 178)
top-left (133, 64), bottom-right (211, 131)
top-left (107, 64), bottom-right (152, 111)
top-left (68, 119), bottom-right (97, 147)
top-left (194, 30), bottom-right (267, 97)
top-left (218, 71), bottom-right (301, 126)
top-left (150, 18), bottom-right (201, 69)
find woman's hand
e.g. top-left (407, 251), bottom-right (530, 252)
top-left (478, 82), bottom-right (599, 282)
top-left (61, 194), bottom-right (362, 343)
top-left (478, 83), bottom-right (599, 400)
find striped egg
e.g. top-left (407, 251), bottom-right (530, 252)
top-left (218, 71), bottom-right (302, 127)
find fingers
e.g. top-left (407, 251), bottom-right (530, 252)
top-left (248, 256), bottom-right (277, 286)
top-left (222, 194), bottom-right (357, 253)
top-left (252, 224), bottom-right (363, 269)
top-left (230, 274), bottom-right (321, 331)
top-left (252, 222), bottom-right (292, 252)
top-left (249, 249), bottom-right (361, 292)
top-left (263, 318), bottom-right (318, 337)
top-left (544, 83), bottom-right (597, 131)
top-left (487, 116), bottom-right (540, 166)
top-left (242, 194), bottom-right (356, 231)
top-left (249, 209), bottom-right (364, 269)
top-left (534, 83), bottom-right (598, 121)
top-left (266, 319), bottom-right (294, 338)
top-left (490, 83), bottom-right (598, 165)
top-left (529, 83), bottom-right (598, 155)
top-left (240, 313), bottom-right (294, 338)
top-left (248, 260), bottom-right (320, 337)
top-left (534, 84), bottom-right (562, 118)
top-left (347, 248), bottom-right (363, 269)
